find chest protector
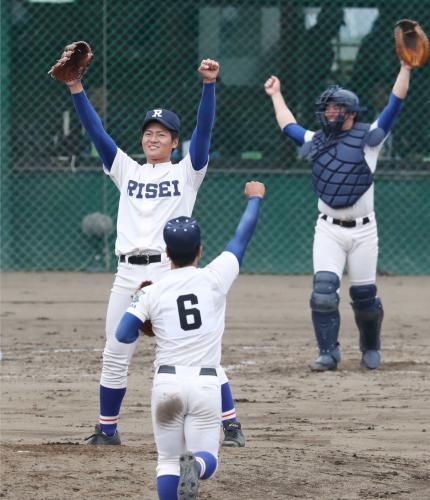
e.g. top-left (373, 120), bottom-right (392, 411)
top-left (300, 122), bottom-right (377, 209)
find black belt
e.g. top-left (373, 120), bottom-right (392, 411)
top-left (119, 254), bottom-right (161, 265)
top-left (321, 214), bottom-right (370, 228)
top-left (158, 365), bottom-right (217, 377)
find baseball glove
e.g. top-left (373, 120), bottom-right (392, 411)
top-left (394, 19), bottom-right (429, 68)
top-left (137, 281), bottom-right (155, 337)
top-left (48, 41), bottom-right (93, 82)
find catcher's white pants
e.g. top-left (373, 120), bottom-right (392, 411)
top-left (313, 213), bottom-right (378, 285)
top-left (152, 366), bottom-right (221, 477)
top-left (100, 259), bottom-right (229, 388)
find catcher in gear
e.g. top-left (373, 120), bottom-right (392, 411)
top-left (264, 22), bottom-right (423, 372)
top-left (50, 41), bottom-right (246, 448)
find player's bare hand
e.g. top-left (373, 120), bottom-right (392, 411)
top-left (65, 80), bottom-right (83, 90)
top-left (400, 60), bottom-right (413, 71)
top-left (264, 75), bottom-right (281, 96)
top-left (245, 181), bottom-right (265, 199)
top-left (198, 59), bottom-right (220, 83)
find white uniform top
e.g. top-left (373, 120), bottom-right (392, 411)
top-left (105, 148), bottom-right (207, 255)
top-left (304, 120), bottom-right (388, 219)
top-left (126, 251), bottom-right (239, 367)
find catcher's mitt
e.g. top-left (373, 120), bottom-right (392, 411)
top-left (48, 41), bottom-right (93, 82)
top-left (394, 19), bottom-right (429, 68)
top-left (137, 281), bottom-right (155, 337)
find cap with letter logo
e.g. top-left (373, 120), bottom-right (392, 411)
top-left (142, 108), bottom-right (181, 133)
top-left (163, 216), bottom-right (201, 254)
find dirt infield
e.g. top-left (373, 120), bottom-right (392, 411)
top-left (1, 272), bottom-right (429, 499)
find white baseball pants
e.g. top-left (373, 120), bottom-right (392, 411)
top-left (313, 213), bottom-right (378, 286)
top-left (151, 366), bottom-right (221, 477)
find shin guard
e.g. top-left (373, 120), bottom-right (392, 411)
top-left (350, 285), bottom-right (383, 352)
top-left (310, 272), bottom-right (340, 355)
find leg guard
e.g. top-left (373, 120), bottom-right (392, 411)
top-left (350, 285), bottom-right (383, 353)
top-left (310, 271), bottom-right (341, 357)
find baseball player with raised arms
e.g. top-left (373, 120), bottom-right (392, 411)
top-left (112, 180), bottom-right (265, 500)
top-left (264, 60), bottom-right (413, 371)
top-left (55, 50), bottom-right (244, 446)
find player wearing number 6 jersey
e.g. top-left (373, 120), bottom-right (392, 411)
top-left (111, 181), bottom-right (264, 499)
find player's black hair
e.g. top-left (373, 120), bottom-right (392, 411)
top-left (166, 244), bottom-right (201, 268)
top-left (170, 130), bottom-right (179, 141)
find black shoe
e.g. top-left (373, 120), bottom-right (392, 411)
top-left (177, 452), bottom-right (199, 500)
top-left (222, 421), bottom-right (245, 447)
top-left (85, 424), bottom-right (121, 445)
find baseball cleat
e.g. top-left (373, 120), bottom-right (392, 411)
top-left (85, 424), bottom-right (121, 445)
top-left (311, 346), bottom-right (341, 371)
top-left (311, 354), bottom-right (338, 371)
top-left (361, 350), bottom-right (380, 369)
top-left (222, 421), bottom-right (245, 447)
top-left (177, 452), bottom-right (199, 500)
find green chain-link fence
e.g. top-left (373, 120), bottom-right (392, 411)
top-left (1, 0), bottom-right (429, 274)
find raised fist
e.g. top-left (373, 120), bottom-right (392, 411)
top-left (245, 181), bottom-right (265, 199)
top-left (198, 59), bottom-right (220, 83)
top-left (264, 75), bottom-right (281, 96)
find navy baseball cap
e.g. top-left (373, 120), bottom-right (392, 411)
top-left (163, 216), bottom-right (201, 254)
top-left (142, 109), bottom-right (181, 133)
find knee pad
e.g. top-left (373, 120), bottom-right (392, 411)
top-left (350, 284), bottom-right (377, 310)
top-left (310, 271), bottom-right (340, 313)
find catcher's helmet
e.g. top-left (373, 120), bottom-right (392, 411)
top-left (163, 216), bottom-right (201, 254)
top-left (315, 85), bottom-right (367, 135)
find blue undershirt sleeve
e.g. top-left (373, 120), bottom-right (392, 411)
top-left (71, 91), bottom-right (118, 170)
top-left (377, 93), bottom-right (404, 135)
top-left (282, 123), bottom-right (307, 146)
top-left (115, 312), bottom-right (143, 344)
top-left (189, 82), bottom-right (216, 171)
top-left (224, 197), bottom-right (262, 266)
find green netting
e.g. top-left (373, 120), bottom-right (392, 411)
top-left (1, 0), bottom-right (429, 274)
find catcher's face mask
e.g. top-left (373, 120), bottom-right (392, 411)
top-left (315, 85), bottom-right (366, 136)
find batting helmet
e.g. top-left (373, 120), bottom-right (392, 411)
top-left (315, 85), bottom-right (367, 135)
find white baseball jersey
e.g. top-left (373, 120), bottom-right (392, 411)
top-left (304, 119), bottom-right (387, 219)
top-left (105, 148), bottom-right (207, 255)
top-left (126, 251), bottom-right (239, 367)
